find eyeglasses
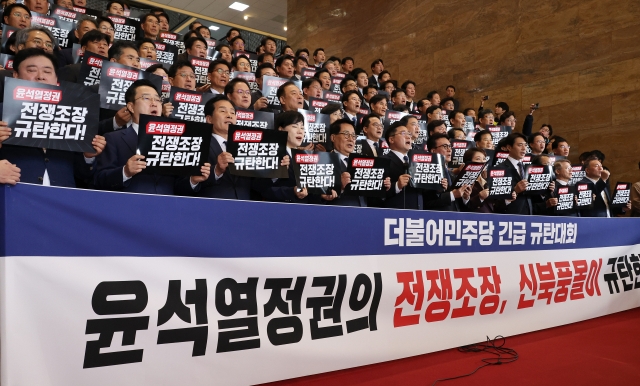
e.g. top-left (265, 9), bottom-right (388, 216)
top-left (140, 46), bottom-right (156, 52)
top-left (12, 12), bottom-right (31, 20)
top-left (369, 123), bottom-right (382, 129)
top-left (213, 68), bottom-right (230, 76)
top-left (338, 132), bottom-right (357, 139)
top-left (123, 54), bottom-right (141, 63)
top-left (394, 131), bottom-right (411, 137)
top-left (100, 26), bottom-right (115, 33)
top-left (558, 145), bottom-right (570, 149)
top-left (434, 144), bottom-right (452, 150)
top-left (136, 94), bottom-right (161, 104)
top-left (234, 89), bottom-right (251, 95)
top-left (237, 62), bottom-right (251, 68)
top-left (177, 72), bottom-right (196, 79)
top-left (28, 38), bottom-right (53, 49)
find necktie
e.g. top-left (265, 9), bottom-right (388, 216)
top-left (372, 142), bottom-right (379, 157)
top-left (444, 167), bottom-right (452, 187)
top-left (602, 190), bottom-right (611, 217)
top-left (517, 162), bottom-right (525, 178)
top-left (352, 117), bottom-right (357, 127)
top-left (222, 140), bottom-right (227, 152)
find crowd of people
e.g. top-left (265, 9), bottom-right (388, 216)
top-left (0, 0), bottom-right (638, 217)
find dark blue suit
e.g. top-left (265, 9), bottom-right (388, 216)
top-left (254, 162), bottom-right (314, 203)
top-left (495, 160), bottom-right (533, 215)
top-left (578, 177), bottom-right (622, 217)
top-left (325, 153), bottom-right (366, 207)
top-left (198, 137), bottom-right (254, 200)
top-left (382, 151), bottom-right (423, 210)
top-left (94, 125), bottom-right (194, 195)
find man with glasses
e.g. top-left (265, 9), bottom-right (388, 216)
top-left (97, 16), bottom-right (115, 42)
top-left (552, 136), bottom-right (571, 158)
top-left (57, 16), bottom-right (98, 67)
top-left (58, 29), bottom-right (110, 83)
top-left (137, 38), bottom-right (157, 61)
top-left (341, 90), bottom-right (361, 124)
top-left (3, 3), bottom-right (32, 30)
top-left (95, 79), bottom-right (210, 194)
top-left (168, 60), bottom-right (196, 91)
top-left (139, 13), bottom-right (159, 40)
top-left (425, 133), bottom-right (472, 211)
top-left (224, 78), bottom-right (252, 110)
top-left (301, 77), bottom-right (322, 110)
top-left (251, 63), bottom-right (275, 111)
top-left (207, 59), bottom-right (230, 95)
top-left (356, 114), bottom-right (387, 157)
top-left (528, 132), bottom-right (547, 156)
top-left (275, 55), bottom-right (295, 80)
top-left (277, 81), bottom-right (303, 112)
top-left (399, 115), bottom-right (421, 149)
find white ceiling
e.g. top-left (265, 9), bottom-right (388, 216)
top-left (154, 0), bottom-right (288, 37)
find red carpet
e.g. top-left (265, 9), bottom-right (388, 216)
top-left (262, 307), bottom-right (640, 386)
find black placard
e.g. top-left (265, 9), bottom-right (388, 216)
top-left (487, 167), bottom-right (517, 199)
top-left (226, 124), bottom-right (287, 178)
top-left (298, 108), bottom-right (330, 148)
top-left (231, 71), bottom-right (258, 92)
top-left (140, 57), bottom-right (160, 71)
top-left (31, 12), bottom-right (74, 48)
top-left (168, 86), bottom-right (213, 123)
top-left (1, 26), bottom-right (17, 53)
top-left (570, 165), bottom-right (585, 185)
top-left (188, 55), bottom-right (213, 87)
top-left (408, 150), bottom-right (446, 191)
top-left (262, 75), bottom-right (301, 110)
top-left (300, 67), bottom-right (317, 80)
top-left (345, 154), bottom-right (390, 197)
top-left (71, 6), bottom-right (102, 18)
top-left (50, 4), bottom-right (81, 22)
top-left (308, 97), bottom-right (338, 113)
top-left (555, 184), bottom-right (577, 214)
top-left (329, 76), bottom-right (342, 94)
top-left (463, 116), bottom-right (475, 133)
top-left (322, 90), bottom-right (341, 103)
top-left (98, 61), bottom-right (163, 110)
top-left (235, 108), bottom-right (275, 131)
top-left (610, 182), bottom-right (631, 208)
top-left (2, 78), bottom-right (99, 153)
top-left (292, 150), bottom-right (341, 195)
top-left (152, 40), bottom-right (178, 67)
top-left (524, 164), bottom-right (554, 194)
top-left (490, 151), bottom-right (510, 169)
top-left (448, 140), bottom-right (474, 168)
top-left (575, 183), bottom-right (594, 207)
top-left (486, 125), bottom-right (512, 147)
top-left (106, 14), bottom-right (139, 42)
top-left (137, 114), bottom-right (211, 176)
top-left (77, 50), bottom-right (106, 86)
top-left (0, 54), bottom-right (14, 70)
top-left (159, 31), bottom-right (185, 56)
top-left (205, 39), bottom-right (217, 61)
top-left (71, 43), bottom-right (83, 64)
top-left (383, 110), bottom-right (408, 137)
top-left (452, 163), bottom-right (485, 187)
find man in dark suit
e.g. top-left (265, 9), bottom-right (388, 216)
top-left (58, 30), bottom-right (110, 84)
top-left (251, 63), bottom-right (276, 111)
top-left (382, 121), bottom-right (424, 210)
top-left (494, 132), bottom-right (533, 215)
top-left (0, 48), bottom-right (105, 187)
top-left (545, 158), bottom-right (579, 216)
top-left (424, 133), bottom-right (471, 211)
top-left (302, 77), bottom-right (322, 110)
top-left (207, 59), bottom-right (230, 95)
top-left (368, 59), bottom-right (383, 89)
top-left (56, 16), bottom-right (98, 68)
top-left (355, 114), bottom-right (387, 157)
top-left (579, 157), bottom-right (631, 217)
top-left (94, 79), bottom-right (210, 194)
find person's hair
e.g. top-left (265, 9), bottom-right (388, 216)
top-left (531, 154), bottom-right (550, 166)
top-left (584, 157), bottom-right (602, 169)
top-left (225, 28), bottom-right (240, 39)
top-left (446, 85), bottom-right (456, 92)
top-left (363, 85), bottom-right (377, 95)
top-left (426, 90), bottom-right (439, 100)
top-left (136, 37), bottom-right (155, 50)
top-left (588, 150), bottom-right (605, 162)
top-left (255, 62), bottom-right (274, 78)
top-left (579, 151), bottom-right (592, 162)
top-left (257, 53), bottom-right (274, 63)
top-left (204, 94), bottom-right (231, 116)
top-left (427, 119), bottom-right (445, 134)
top-left (124, 79), bottom-right (159, 104)
top-left (401, 80), bottom-right (416, 90)
top-left (215, 43), bottom-right (230, 54)
top-left (553, 159), bottom-right (571, 173)
top-left (228, 36), bottom-right (245, 48)
top-left (384, 121), bottom-right (405, 143)
top-left (313, 68), bottom-right (330, 79)
top-left (294, 55), bottom-right (308, 67)
top-left (378, 69), bottom-right (390, 80)
top-left (498, 111), bottom-right (516, 124)
top-left (503, 132), bottom-right (527, 147)
top-left (276, 81), bottom-right (296, 100)
top-left (275, 110), bottom-right (304, 129)
top-left (474, 129), bottom-right (492, 143)
top-left (312, 47), bottom-right (324, 57)
top-left (183, 30), bottom-right (199, 43)
top-left (495, 101), bottom-right (510, 112)
top-left (302, 77), bottom-right (320, 91)
top-left (76, 15), bottom-right (98, 31)
top-left (106, 1), bottom-right (124, 12)
top-left (97, 16), bottom-right (115, 31)
top-left (207, 59), bottom-right (231, 73)
top-left (13, 48), bottom-right (57, 74)
top-left (361, 114), bottom-right (380, 131)
top-left (80, 29), bottom-right (110, 47)
top-left (463, 108), bottom-right (475, 116)
top-left (447, 128), bottom-right (465, 140)
top-left (447, 109), bottom-right (463, 121)
top-left (231, 54), bottom-right (250, 70)
top-left (3, 4), bottom-right (31, 22)
top-left (417, 99), bottom-right (430, 109)
top-left (463, 148), bottom-right (487, 164)
top-left (185, 36), bottom-right (207, 51)
top-left (369, 94), bottom-right (387, 107)
top-left (320, 103), bottom-right (341, 116)
top-left (188, 21), bottom-right (202, 30)
top-left (224, 78), bottom-right (250, 95)
top-left (261, 36), bottom-right (276, 47)
top-left (379, 81), bottom-right (394, 92)
top-left (140, 13), bottom-right (159, 25)
top-left (295, 48), bottom-right (309, 57)
top-left (275, 54), bottom-right (294, 69)
top-left (399, 115), bottom-right (417, 126)
top-left (440, 97), bottom-right (455, 107)
top-left (391, 88), bottom-right (405, 99)
top-left (168, 60), bottom-right (194, 78)
top-left (427, 133), bottom-right (449, 151)
top-left (108, 40), bottom-right (137, 60)
top-left (552, 136), bottom-right (568, 149)
top-left (341, 90), bottom-right (360, 103)
top-left (341, 56), bottom-right (353, 65)
top-left (478, 108), bottom-right (494, 120)
top-left (145, 63), bottom-right (166, 74)
top-left (426, 105), bottom-right (441, 116)
top-left (280, 45), bottom-right (293, 56)
top-left (157, 12), bottom-right (169, 23)
top-left (330, 118), bottom-right (355, 136)
top-left (195, 25), bottom-right (209, 35)
top-left (496, 137), bottom-right (509, 151)
top-left (370, 58), bottom-right (383, 69)
top-left (528, 131), bottom-right (546, 145)
top-left (540, 123), bottom-right (554, 136)
top-left (15, 27), bottom-right (56, 50)
top-left (393, 104), bottom-right (409, 112)
top-left (327, 55), bottom-right (340, 64)
top-left (350, 67), bottom-right (367, 79)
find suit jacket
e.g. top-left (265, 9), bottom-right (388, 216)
top-left (324, 153), bottom-right (366, 207)
top-left (493, 160), bottom-right (533, 215)
top-left (368, 75), bottom-right (378, 89)
top-left (467, 179), bottom-right (495, 213)
top-left (0, 69), bottom-right (12, 103)
top-left (547, 179), bottom-right (580, 217)
top-left (578, 177), bottom-right (622, 217)
top-left (356, 138), bottom-right (385, 158)
top-left (94, 126), bottom-right (194, 195)
top-left (198, 137), bottom-right (254, 200)
top-left (382, 152), bottom-right (423, 210)
top-left (56, 48), bottom-right (75, 68)
top-left (58, 62), bottom-right (82, 83)
top-left (422, 167), bottom-right (463, 212)
top-left (254, 162), bottom-right (317, 204)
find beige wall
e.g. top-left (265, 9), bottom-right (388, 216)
top-left (287, 0), bottom-right (640, 184)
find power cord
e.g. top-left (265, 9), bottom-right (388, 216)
top-left (431, 336), bottom-right (518, 386)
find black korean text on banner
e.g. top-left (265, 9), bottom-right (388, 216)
top-left (411, 114), bottom-right (428, 145)
top-left (235, 108), bottom-right (274, 131)
top-left (153, 40), bottom-right (178, 67)
top-left (32, 13), bottom-right (74, 48)
top-left (168, 87), bottom-right (214, 123)
top-left (383, 110), bottom-right (408, 137)
top-left (570, 165), bottom-right (585, 185)
top-left (298, 108), bottom-right (330, 148)
top-left (453, 163), bottom-right (485, 188)
top-left (189, 56), bottom-right (213, 88)
top-left (308, 97), bottom-right (338, 114)
top-left (2, 78), bottom-right (98, 153)
top-left (463, 116), bottom-right (475, 133)
top-left (159, 32), bottom-right (185, 56)
top-left (139, 57), bottom-right (160, 71)
top-left (231, 71), bottom-right (258, 93)
top-left (71, 43), bottom-right (83, 64)
top-left (99, 61), bottom-right (163, 110)
top-left (487, 167), bottom-right (517, 199)
top-left (322, 90), bottom-right (341, 104)
top-left (107, 14), bottom-right (138, 42)
top-left (137, 114), bottom-right (211, 176)
top-left (226, 125), bottom-right (288, 179)
top-left (77, 51), bottom-right (106, 86)
top-left (292, 150), bottom-right (341, 195)
top-left (205, 39), bottom-right (217, 61)
top-left (50, 4), bottom-right (80, 23)
top-left (330, 77), bottom-right (342, 94)
top-left (491, 151), bottom-right (510, 169)
top-left (442, 111), bottom-right (451, 130)
top-left (300, 67), bottom-right (317, 80)
top-left (124, 6), bottom-right (147, 20)
top-left (546, 155), bottom-right (566, 165)
top-left (0, 54), bottom-right (14, 70)
top-left (487, 125), bottom-right (512, 147)
top-left (483, 149), bottom-right (495, 166)
top-left (233, 51), bottom-right (258, 73)
top-left (524, 164), bottom-right (554, 194)
top-left (408, 151), bottom-right (446, 192)
top-left (1, 26), bottom-right (17, 52)
top-left (161, 81), bottom-right (170, 101)
top-left (448, 140), bottom-right (474, 168)
top-left (555, 185), bottom-right (577, 214)
top-left (345, 155), bottom-right (390, 198)
top-left (576, 183), bottom-right (594, 207)
top-left (610, 182), bottom-right (631, 208)
top-left (521, 154), bottom-right (532, 166)
top-left (262, 76), bottom-right (301, 110)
